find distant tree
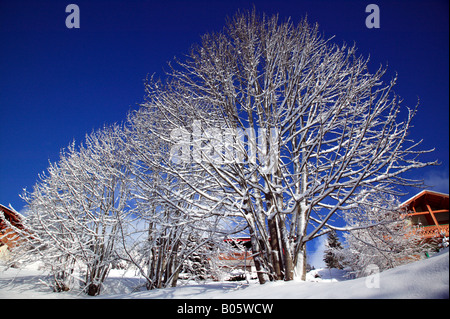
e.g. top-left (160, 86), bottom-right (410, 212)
top-left (323, 230), bottom-right (344, 269)
top-left (342, 192), bottom-right (430, 278)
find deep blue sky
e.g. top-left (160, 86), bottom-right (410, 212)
top-left (1, 0), bottom-right (448, 213)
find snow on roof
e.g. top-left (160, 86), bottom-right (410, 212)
top-left (400, 190), bottom-right (449, 208)
top-left (0, 203), bottom-right (24, 221)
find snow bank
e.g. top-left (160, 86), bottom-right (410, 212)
top-left (106, 249), bottom-right (449, 299)
top-left (1, 249), bottom-right (448, 299)
top-left (215, 250), bottom-right (448, 299)
top-left (305, 267), bottom-right (348, 282)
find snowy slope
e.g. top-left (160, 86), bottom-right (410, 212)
top-left (105, 248), bottom-right (449, 299)
top-left (0, 249), bottom-right (448, 299)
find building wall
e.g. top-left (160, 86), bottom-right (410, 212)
top-left (0, 244), bottom-right (9, 261)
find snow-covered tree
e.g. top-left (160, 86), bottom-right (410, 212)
top-left (18, 125), bottom-right (132, 295)
top-left (323, 230), bottom-right (344, 269)
top-left (342, 192), bottom-right (429, 278)
top-left (136, 10), bottom-right (436, 283)
top-left (118, 105), bottom-right (242, 290)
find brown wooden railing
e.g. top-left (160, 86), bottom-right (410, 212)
top-left (415, 224), bottom-right (449, 239)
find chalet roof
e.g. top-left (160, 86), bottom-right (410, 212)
top-left (0, 204), bottom-right (24, 226)
top-left (400, 190), bottom-right (449, 210)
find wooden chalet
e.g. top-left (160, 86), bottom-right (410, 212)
top-left (222, 191), bottom-right (449, 273)
top-left (0, 204), bottom-right (25, 259)
top-left (220, 238), bottom-right (253, 272)
top-left (401, 190), bottom-right (449, 240)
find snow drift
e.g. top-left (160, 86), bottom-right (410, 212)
top-left (1, 248), bottom-right (447, 299)
top-left (105, 248), bottom-right (449, 299)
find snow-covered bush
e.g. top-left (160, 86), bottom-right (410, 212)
top-left (17, 125), bottom-right (132, 295)
top-left (342, 192), bottom-right (430, 278)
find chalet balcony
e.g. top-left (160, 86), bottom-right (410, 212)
top-left (415, 224), bottom-right (449, 239)
top-left (401, 190), bottom-right (449, 241)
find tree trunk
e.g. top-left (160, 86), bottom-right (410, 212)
top-left (294, 243), bottom-right (307, 281)
top-left (279, 218), bottom-right (294, 281)
top-left (87, 283), bottom-right (101, 296)
top-left (250, 235), bottom-right (268, 284)
top-left (268, 217), bottom-right (283, 280)
top-left (246, 213), bottom-right (269, 284)
top-left (171, 267), bottom-right (180, 287)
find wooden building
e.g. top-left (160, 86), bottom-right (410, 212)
top-left (220, 238), bottom-right (253, 272)
top-left (401, 190), bottom-right (449, 240)
top-left (0, 204), bottom-right (24, 259)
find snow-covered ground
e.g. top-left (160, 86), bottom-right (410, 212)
top-left (1, 249), bottom-right (448, 299)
